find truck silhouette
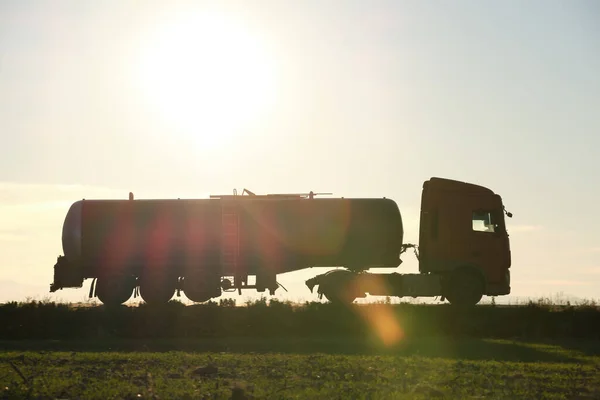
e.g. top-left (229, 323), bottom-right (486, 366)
top-left (50, 177), bottom-right (513, 307)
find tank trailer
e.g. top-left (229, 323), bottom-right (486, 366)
top-left (50, 177), bottom-right (513, 307)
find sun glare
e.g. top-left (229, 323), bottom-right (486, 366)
top-left (135, 11), bottom-right (278, 149)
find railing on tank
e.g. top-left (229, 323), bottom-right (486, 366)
top-left (209, 188), bottom-right (333, 200)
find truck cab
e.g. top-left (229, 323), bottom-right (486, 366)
top-left (418, 177), bottom-right (512, 305)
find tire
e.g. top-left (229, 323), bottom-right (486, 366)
top-left (182, 274), bottom-right (221, 303)
top-left (320, 270), bottom-right (359, 306)
top-left (96, 275), bottom-right (135, 307)
top-left (445, 269), bottom-right (484, 307)
top-left (139, 271), bottom-right (177, 306)
top-left (323, 288), bottom-right (357, 305)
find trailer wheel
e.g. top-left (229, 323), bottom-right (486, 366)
top-left (182, 274), bottom-right (221, 303)
top-left (96, 275), bottom-right (135, 307)
top-left (445, 269), bottom-right (484, 307)
top-left (139, 272), bottom-right (177, 306)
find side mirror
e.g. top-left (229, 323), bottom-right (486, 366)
top-left (507, 212), bottom-right (513, 218)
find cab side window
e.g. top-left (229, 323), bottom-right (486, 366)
top-left (472, 211), bottom-right (497, 233)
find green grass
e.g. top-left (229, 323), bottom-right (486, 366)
top-left (1, 337), bottom-right (600, 399)
top-left (2, 299), bottom-right (600, 399)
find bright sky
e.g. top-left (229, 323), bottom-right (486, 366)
top-left (1, 1), bottom-right (599, 305)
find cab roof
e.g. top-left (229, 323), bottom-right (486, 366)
top-left (424, 177), bottom-right (495, 195)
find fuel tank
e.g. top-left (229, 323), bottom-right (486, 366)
top-left (61, 196), bottom-right (404, 277)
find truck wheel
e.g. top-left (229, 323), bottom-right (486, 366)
top-left (96, 275), bottom-right (135, 307)
top-left (323, 288), bottom-right (357, 305)
top-left (445, 269), bottom-right (484, 307)
top-left (139, 273), bottom-right (176, 306)
top-left (319, 270), bottom-right (359, 305)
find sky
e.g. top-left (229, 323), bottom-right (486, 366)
top-left (1, 0), bottom-right (599, 305)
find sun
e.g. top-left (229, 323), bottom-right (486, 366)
top-left (135, 10), bottom-right (278, 149)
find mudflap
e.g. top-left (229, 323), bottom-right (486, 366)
top-left (305, 271), bottom-right (334, 295)
top-left (305, 276), bottom-right (320, 294)
top-left (50, 255), bottom-right (83, 292)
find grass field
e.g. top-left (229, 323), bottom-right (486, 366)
top-left (2, 337), bottom-right (600, 399)
top-left (1, 299), bottom-right (600, 399)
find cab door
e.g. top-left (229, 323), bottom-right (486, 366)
top-left (419, 187), bottom-right (473, 272)
top-left (468, 194), bottom-right (510, 283)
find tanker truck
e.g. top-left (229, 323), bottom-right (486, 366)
top-left (49, 177), bottom-right (513, 307)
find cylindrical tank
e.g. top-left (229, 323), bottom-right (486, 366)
top-left (62, 200), bottom-right (83, 265)
top-left (61, 196), bottom-right (404, 278)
